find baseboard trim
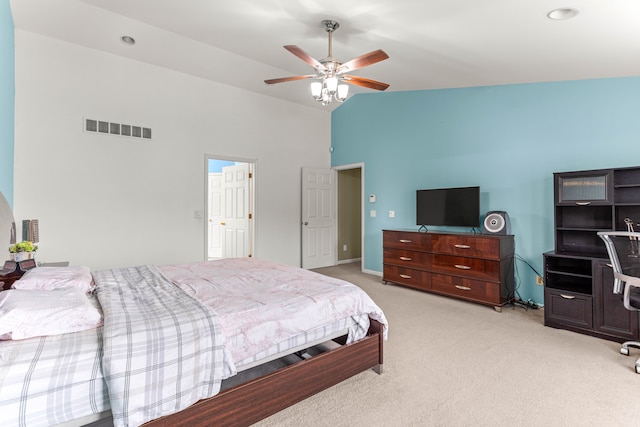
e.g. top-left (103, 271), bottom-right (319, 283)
top-left (337, 258), bottom-right (361, 265)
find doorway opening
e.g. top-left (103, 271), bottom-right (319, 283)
top-left (206, 155), bottom-right (255, 260)
top-left (335, 163), bottom-right (364, 270)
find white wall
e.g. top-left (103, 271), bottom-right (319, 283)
top-left (13, 30), bottom-right (331, 270)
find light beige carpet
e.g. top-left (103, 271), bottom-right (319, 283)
top-left (254, 262), bottom-right (639, 427)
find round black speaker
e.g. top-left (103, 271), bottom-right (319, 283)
top-left (483, 211), bottom-right (511, 235)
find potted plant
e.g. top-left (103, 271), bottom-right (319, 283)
top-left (9, 241), bottom-right (38, 262)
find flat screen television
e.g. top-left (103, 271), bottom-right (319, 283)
top-left (416, 186), bottom-right (480, 228)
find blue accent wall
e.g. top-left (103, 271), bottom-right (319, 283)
top-left (0, 0), bottom-right (14, 205)
top-left (331, 77), bottom-right (640, 305)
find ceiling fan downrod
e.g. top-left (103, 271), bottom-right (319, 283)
top-left (322, 20), bottom-right (339, 63)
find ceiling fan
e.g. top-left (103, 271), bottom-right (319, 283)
top-left (264, 20), bottom-right (390, 105)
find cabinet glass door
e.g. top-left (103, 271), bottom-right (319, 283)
top-left (556, 171), bottom-right (612, 205)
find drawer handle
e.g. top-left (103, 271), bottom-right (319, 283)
top-left (399, 256), bottom-right (412, 261)
top-left (454, 244), bottom-right (471, 249)
top-left (454, 264), bottom-right (471, 270)
top-left (455, 285), bottom-right (471, 291)
top-left (399, 239), bottom-right (412, 243)
top-left (399, 274), bottom-right (412, 279)
top-left (560, 294), bottom-right (576, 300)
top-left (575, 201), bottom-right (591, 206)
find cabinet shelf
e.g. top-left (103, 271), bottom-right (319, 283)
top-left (546, 282), bottom-right (591, 295)
top-left (556, 227), bottom-right (611, 232)
top-left (546, 269), bottom-right (591, 279)
top-left (556, 248), bottom-right (607, 259)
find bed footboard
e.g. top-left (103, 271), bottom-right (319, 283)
top-left (145, 319), bottom-right (384, 427)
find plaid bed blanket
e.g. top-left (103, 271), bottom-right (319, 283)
top-left (94, 265), bottom-right (234, 427)
top-left (0, 325), bottom-right (108, 427)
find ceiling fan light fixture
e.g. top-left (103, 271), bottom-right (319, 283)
top-left (337, 84), bottom-right (349, 102)
top-left (325, 77), bottom-right (338, 94)
top-left (546, 8), bottom-right (579, 20)
top-left (311, 81), bottom-right (323, 99)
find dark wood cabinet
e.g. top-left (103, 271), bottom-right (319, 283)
top-left (544, 166), bottom-right (640, 342)
top-left (383, 230), bottom-right (514, 310)
top-left (593, 260), bottom-right (639, 340)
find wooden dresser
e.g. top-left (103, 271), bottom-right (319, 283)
top-left (383, 230), bottom-right (515, 310)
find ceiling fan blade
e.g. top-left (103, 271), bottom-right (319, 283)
top-left (264, 75), bottom-right (317, 85)
top-left (342, 75), bottom-right (390, 91)
top-left (338, 49), bottom-right (389, 74)
top-left (284, 45), bottom-right (325, 71)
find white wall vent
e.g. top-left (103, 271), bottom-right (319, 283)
top-left (84, 118), bottom-right (152, 140)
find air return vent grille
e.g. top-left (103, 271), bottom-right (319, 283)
top-left (84, 118), bottom-right (152, 139)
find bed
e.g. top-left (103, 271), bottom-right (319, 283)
top-left (0, 257), bottom-right (387, 427)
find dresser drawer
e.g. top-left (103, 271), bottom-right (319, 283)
top-left (383, 248), bottom-right (430, 269)
top-left (431, 234), bottom-right (501, 259)
top-left (431, 254), bottom-right (501, 281)
top-left (431, 274), bottom-right (501, 305)
top-left (383, 265), bottom-right (431, 291)
top-left (383, 230), bottom-right (430, 251)
top-left (544, 288), bottom-right (593, 330)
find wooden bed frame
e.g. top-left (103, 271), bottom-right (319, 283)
top-left (145, 319), bottom-right (384, 426)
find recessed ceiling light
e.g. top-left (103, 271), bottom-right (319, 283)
top-left (120, 35), bottom-right (136, 46)
top-left (547, 8), bottom-right (579, 20)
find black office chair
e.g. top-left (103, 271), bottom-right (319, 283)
top-left (598, 231), bottom-right (640, 374)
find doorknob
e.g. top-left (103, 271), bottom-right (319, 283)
top-left (303, 221), bottom-right (308, 225)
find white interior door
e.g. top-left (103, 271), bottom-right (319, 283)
top-left (221, 163), bottom-right (251, 258)
top-left (208, 173), bottom-right (223, 259)
top-left (301, 167), bottom-right (336, 269)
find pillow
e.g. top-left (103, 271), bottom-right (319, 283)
top-left (12, 265), bottom-right (94, 293)
top-left (0, 287), bottom-right (102, 340)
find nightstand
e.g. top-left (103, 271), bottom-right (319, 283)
top-left (0, 259), bottom-right (37, 291)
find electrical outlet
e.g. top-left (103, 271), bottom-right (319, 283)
top-left (536, 275), bottom-right (544, 285)
top-left (343, 244), bottom-right (348, 252)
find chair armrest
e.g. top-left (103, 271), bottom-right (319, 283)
top-left (619, 273), bottom-right (640, 311)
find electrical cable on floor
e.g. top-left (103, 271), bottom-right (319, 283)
top-left (509, 252), bottom-right (542, 310)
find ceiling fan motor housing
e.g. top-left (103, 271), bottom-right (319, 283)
top-left (322, 20), bottom-right (339, 32)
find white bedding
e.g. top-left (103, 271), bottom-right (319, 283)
top-left (12, 265), bottom-right (94, 293)
top-left (159, 257), bottom-right (388, 366)
top-left (0, 287), bottom-right (102, 340)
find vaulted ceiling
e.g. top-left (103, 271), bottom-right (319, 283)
top-left (11, 0), bottom-right (640, 110)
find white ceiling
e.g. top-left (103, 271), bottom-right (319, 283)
top-left (10, 0), bottom-right (640, 111)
